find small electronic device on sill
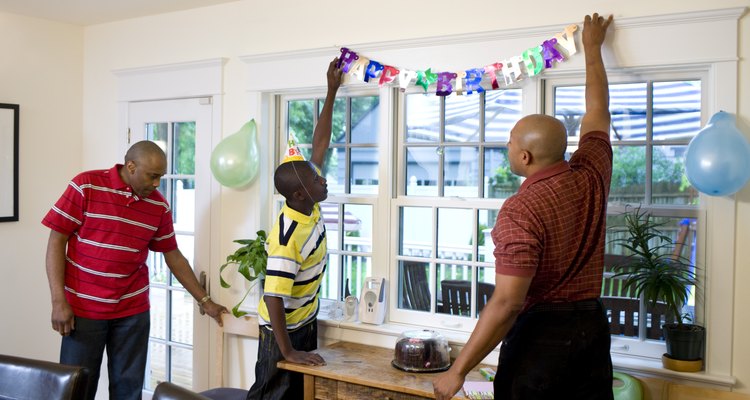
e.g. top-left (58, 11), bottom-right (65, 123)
top-left (359, 277), bottom-right (387, 325)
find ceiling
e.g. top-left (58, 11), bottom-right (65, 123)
top-left (0, 0), bottom-right (242, 26)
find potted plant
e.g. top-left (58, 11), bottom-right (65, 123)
top-left (611, 206), bottom-right (704, 372)
top-left (219, 230), bottom-right (268, 317)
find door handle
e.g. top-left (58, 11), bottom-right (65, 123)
top-left (199, 271), bottom-right (207, 315)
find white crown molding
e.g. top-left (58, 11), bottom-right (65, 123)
top-left (239, 7), bottom-right (746, 65)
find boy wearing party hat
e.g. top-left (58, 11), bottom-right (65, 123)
top-left (246, 58), bottom-right (342, 400)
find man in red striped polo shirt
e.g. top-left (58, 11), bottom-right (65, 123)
top-left (43, 141), bottom-right (227, 400)
top-left (435, 13), bottom-right (615, 400)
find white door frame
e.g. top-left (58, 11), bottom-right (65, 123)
top-left (114, 58), bottom-right (225, 391)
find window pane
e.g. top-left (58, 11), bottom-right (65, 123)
top-left (405, 146), bottom-right (438, 196)
top-left (288, 99), bottom-right (314, 142)
top-left (437, 265), bottom-right (473, 317)
top-left (484, 147), bottom-right (519, 199)
top-left (321, 254), bottom-right (340, 300)
top-left (149, 287), bottom-right (167, 340)
top-left (344, 255), bottom-right (371, 300)
top-left (343, 204), bottom-right (371, 250)
top-left (554, 83), bottom-right (648, 141)
top-left (322, 203), bottom-right (340, 251)
top-left (477, 210), bottom-right (499, 262)
top-left (485, 89), bottom-right (522, 142)
top-left (554, 86), bottom-right (584, 137)
top-left (437, 208), bottom-right (473, 261)
top-left (653, 145), bottom-right (698, 205)
top-left (444, 93), bottom-right (480, 143)
top-left (350, 147), bottom-right (378, 194)
top-left (323, 97), bottom-right (347, 144)
top-left (170, 291), bottom-right (193, 346)
top-left (406, 94), bottom-right (439, 143)
top-left (172, 122), bottom-right (195, 175)
top-left (399, 261), bottom-right (431, 312)
top-left (316, 148), bottom-right (344, 194)
top-left (444, 147), bottom-right (479, 197)
top-left (400, 207), bottom-right (432, 257)
top-left (610, 145), bottom-right (646, 204)
top-left (476, 268), bottom-right (496, 317)
top-left (351, 96), bottom-right (379, 144)
top-left (610, 83), bottom-right (647, 142)
top-left (653, 81), bottom-right (701, 142)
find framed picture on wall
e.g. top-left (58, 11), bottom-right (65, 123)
top-left (0, 103), bottom-right (19, 222)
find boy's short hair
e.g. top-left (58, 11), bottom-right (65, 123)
top-left (274, 161), bottom-right (311, 198)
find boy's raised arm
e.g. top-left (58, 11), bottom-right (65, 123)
top-left (310, 58), bottom-right (343, 168)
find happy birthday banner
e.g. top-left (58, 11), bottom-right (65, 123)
top-left (337, 24), bottom-right (579, 96)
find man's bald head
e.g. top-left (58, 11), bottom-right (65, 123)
top-left (511, 114), bottom-right (568, 166)
top-left (125, 140), bottom-right (167, 164)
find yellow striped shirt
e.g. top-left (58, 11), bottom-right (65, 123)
top-left (258, 203), bottom-right (327, 330)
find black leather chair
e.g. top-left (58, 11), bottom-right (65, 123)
top-left (0, 354), bottom-right (89, 400)
top-left (153, 381), bottom-right (247, 400)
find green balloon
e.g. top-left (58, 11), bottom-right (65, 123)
top-left (210, 119), bottom-right (260, 188)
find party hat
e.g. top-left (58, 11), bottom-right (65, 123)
top-left (282, 137), bottom-right (306, 163)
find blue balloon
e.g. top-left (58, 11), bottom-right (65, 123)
top-left (685, 112), bottom-right (750, 196)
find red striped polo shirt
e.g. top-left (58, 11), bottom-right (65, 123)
top-left (42, 164), bottom-right (178, 320)
top-left (491, 131), bottom-right (612, 311)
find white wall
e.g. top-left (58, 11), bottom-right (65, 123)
top-left (0, 12), bottom-right (82, 361)
top-left (2, 0), bottom-right (750, 395)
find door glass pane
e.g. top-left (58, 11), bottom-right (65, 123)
top-left (173, 122), bottom-right (195, 175)
top-left (170, 347), bottom-right (192, 389)
top-left (146, 123), bottom-right (168, 145)
top-left (406, 94), bottom-right (439, 143)
top-left (173, 178), bottom-right (195, 232)
top-left (444, 147), bottom-right (478, 197)
top-left (437, 208), bottom-right (473, 261)
top-left (150, 288), bottom-right (167, 340)
top-left (146, 342), bottom-right (167, 391)
top-left (405, 147), bottom-right (438, 196)
top-left (170, 290), bottom-right (193, 346)
top-left (400, 207), bottom-right (432, 257)
top-left (171, 234), bottom-right (194, 286)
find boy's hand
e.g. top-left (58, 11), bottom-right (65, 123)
top-left (285, 349), bottom-right (326, 366)
top-left (327, 57), bottom-right (343, 92)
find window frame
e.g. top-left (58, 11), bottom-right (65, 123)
top-left (250, 8), bottom-right (742, 384)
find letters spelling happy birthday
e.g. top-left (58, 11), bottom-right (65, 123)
top-left (337, 24), bottom-right (578, 96)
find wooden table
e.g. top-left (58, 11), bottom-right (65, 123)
top-left (277, 341), bottom-right (491, 400)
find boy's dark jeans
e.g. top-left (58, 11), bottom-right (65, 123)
top-left (494, 299), bottom-right (614, 400)
top-left (246, 319), bottom-right (318, 400)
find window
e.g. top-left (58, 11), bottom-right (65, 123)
top-left (279, 91), bottom-right (380, 301)
top-left (548, 74), bottom-right (704, 357)
top-left (391, 88), bottom-right (523, 329)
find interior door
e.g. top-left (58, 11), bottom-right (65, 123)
top-left (128, 97), bottom-right (213, 393)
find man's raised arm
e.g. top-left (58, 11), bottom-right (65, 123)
top-left (579, 13), bottom-right (613, 138)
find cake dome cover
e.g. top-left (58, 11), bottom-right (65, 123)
top-left (392, 329), bottom-right (451, 372)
